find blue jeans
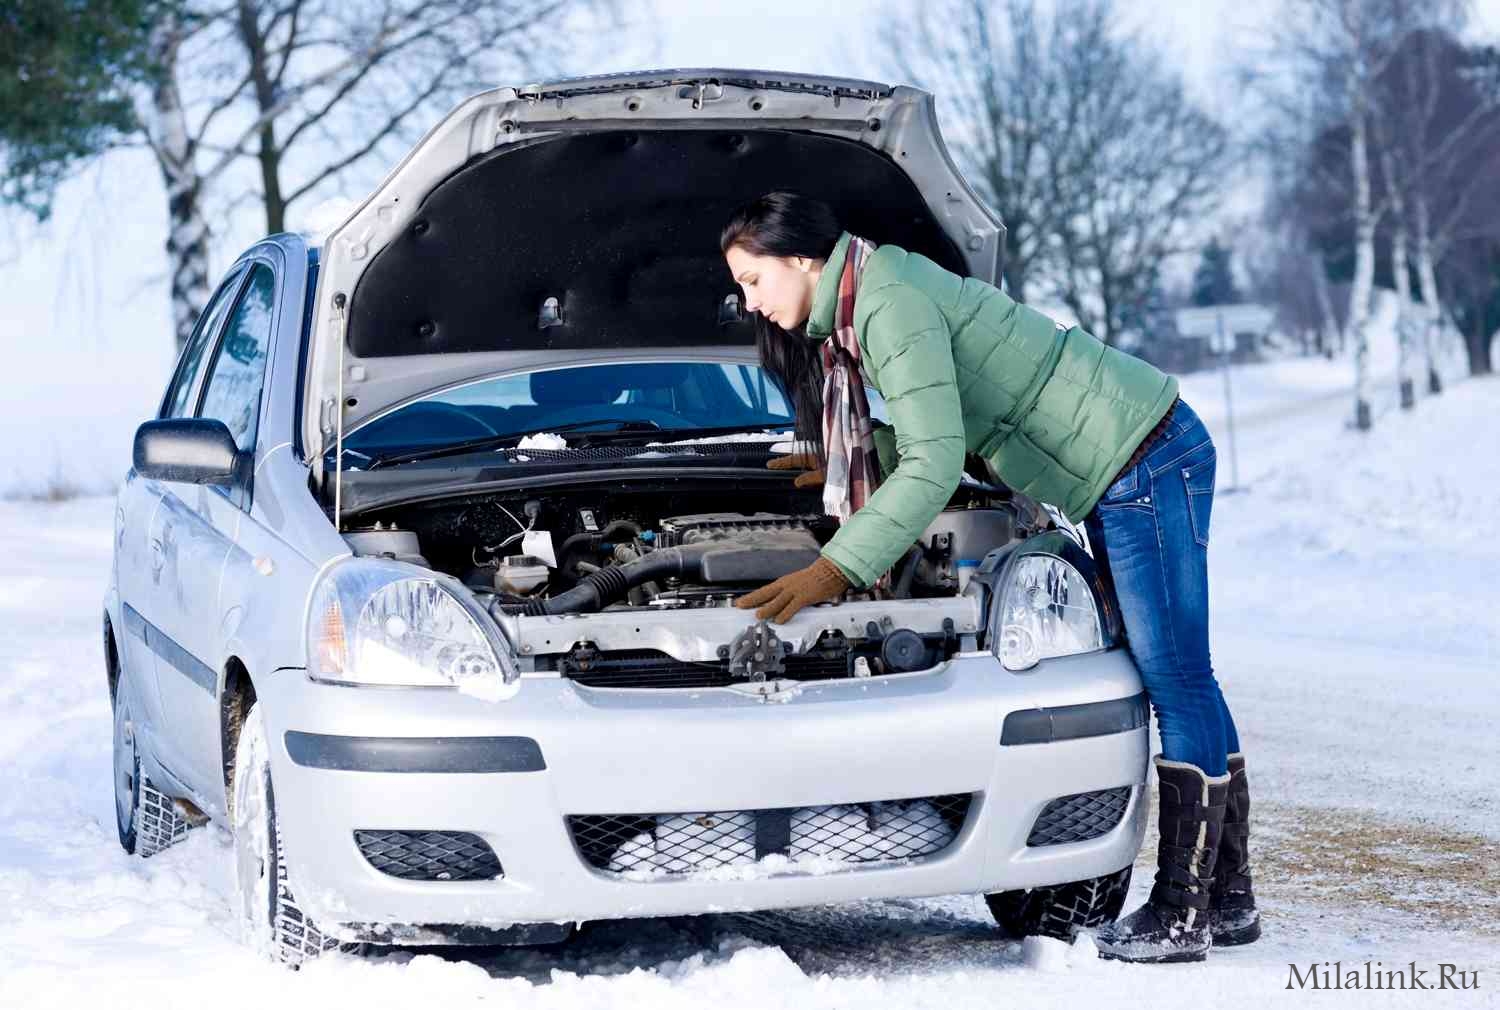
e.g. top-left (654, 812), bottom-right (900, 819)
top-left (1082, 397), bottom-right (1240, 777)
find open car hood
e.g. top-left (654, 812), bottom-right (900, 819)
top-left (304, 68), bottom-right (1004, 482)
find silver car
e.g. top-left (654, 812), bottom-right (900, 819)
top-left (106, 69), bottom-right (1150, 966)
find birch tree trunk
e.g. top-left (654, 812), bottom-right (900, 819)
top-left (1391, 223), bottom-right (1417, 408)
top-left (1348, 95), bottom-right (1376, 431)
top-left (1412, 192), bottom-right (1445, 394)
top-left (1381, 148), bottom-right (1417, 409)
top-left (147, 19), bottom-right (212, 352)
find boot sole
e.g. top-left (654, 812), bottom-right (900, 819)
top-left (1096, 946), bottom-right (1208, 964)
top-left (1212, 919), bottom-right (1262, 946)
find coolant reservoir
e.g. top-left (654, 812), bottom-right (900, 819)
top-left (496, 555), bottom-right (550, 595)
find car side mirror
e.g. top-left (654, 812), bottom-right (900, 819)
top-left (133, 418), bottom-right (243, 486)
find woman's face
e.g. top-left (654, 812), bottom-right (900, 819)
top-left (724, 245), bottom-right (822, 330)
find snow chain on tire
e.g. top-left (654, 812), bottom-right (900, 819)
top-left (135, 778), bottom-right (192, 857)
top-left (236, 703), bottom-right (347, 969)
top-left (268, 786), bottom-right (341, 967)
top-left (984, 865), bottom-right (1133, 942)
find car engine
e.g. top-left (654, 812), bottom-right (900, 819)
top-left (340, 481), bottom-right (1024, 616)
top-left (339, 483), bottom-right (1029, 686)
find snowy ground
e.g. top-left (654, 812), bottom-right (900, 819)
top-left (2, 359), bottom-right (1497, 1008)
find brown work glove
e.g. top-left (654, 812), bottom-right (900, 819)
top-left (734, 557), bottom-right (851, 624)
top-left (767, 452), bottom-right (825, 489)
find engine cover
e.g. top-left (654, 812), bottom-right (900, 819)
top-left (655, 512), bottom-right (823, 587)
top-left (657, 512), bottom-right (821, 549)
top-left (660, 513), bottom-right (816, 543)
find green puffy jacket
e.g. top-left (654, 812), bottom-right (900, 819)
top-left (809, 231), bottom-right (1179, 588)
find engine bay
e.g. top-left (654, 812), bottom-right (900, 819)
top-left (345, 482), bottom-right (1023, 606)
top-left (339, 478), bottom-right (1032, 684)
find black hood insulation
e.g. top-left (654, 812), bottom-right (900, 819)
top-left (348, 129), bottom-right (967, 357)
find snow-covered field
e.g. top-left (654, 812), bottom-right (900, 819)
top-left (2, 359), bottom-right (1496, 1008)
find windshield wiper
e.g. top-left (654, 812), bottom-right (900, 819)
top-left (631, 422), bottom-right (795, 443)
top-left (357, 419), bottom-right (664, 470)
top-left (351, 420), bottom-right (795, 472)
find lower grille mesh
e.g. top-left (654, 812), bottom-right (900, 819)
top-left (353, 829), bottom-right (503, 881)
top-left (1026, 787), bottom-right (1131, 846)
top-left (561, 648), bottom-right (848, 689)
top-left (569, 793), bottom-right (973, 876)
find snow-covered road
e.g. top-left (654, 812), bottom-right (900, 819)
top-left (2, 370), bottom-right (1496, 1009)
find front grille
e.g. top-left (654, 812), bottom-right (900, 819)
top-left (353, 830), bottom-right (503, 881)
top-left (561, 648), bottom-right (849, 689)
top-left (1026, 787), bottom-right (1131, 846)
top-left (569, 793), bottom-right (973, 876)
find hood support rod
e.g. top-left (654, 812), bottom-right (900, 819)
top-left (332, 291), bottom-right (347, 532)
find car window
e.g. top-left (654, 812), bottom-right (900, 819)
top-left (344, 361), bottom-right (797, 455)
top-left (720, 363), bottom-right (796, 416)
top-left (197, 264), bottom-right (275, 453)
top-left (162, 267), bottom-right (244, 418)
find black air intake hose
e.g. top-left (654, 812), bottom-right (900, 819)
top-left (523, 544), bottom-right (715, 616)
top-left (558, 520), bottom-right (643, 564)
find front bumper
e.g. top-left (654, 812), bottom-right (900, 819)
top-left (255, 647), bottom-right (1150, 939)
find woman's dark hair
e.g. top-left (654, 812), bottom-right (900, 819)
top-left (720, 191), bottom-right (843, 449)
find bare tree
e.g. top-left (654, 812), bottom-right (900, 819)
top-left (136, 0), bottom-right (612, 349)
top-left (1255, 0), bottom-right (1413, 430)
top-left (881, 0), bottom-right (1226, 344)
top-left (1375, 115), bottom-right (1421, 407)
top-left (1443, 235), bottom-right (1500, 375)
top-left (1046, 28), bottom-right (1228, 344)
top-left (144, 10), bottom-right (214, 353)
top-left (879, 0), bottom-right (1080, 304)
top-left (1332, 0), bottom-right (1402, 428)
top-left (1253, 1), bottom-right (1500, 422)
top-left (1375, 21), bottom-right (1500, 394)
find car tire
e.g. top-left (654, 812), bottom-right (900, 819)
top-left (232, 702), bottom-right (349, 967)
top-left (113, 661), bottom-right (191, 858)
top-left (984, 865), bottom-right (1133, 942)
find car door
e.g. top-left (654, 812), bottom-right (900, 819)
top-left (149, 263), bottom-right (278, 794)
top-left (119, 267), bottom-right (246, 762)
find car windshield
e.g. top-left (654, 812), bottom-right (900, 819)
top-left (341, 361), bottom-right (799, 457)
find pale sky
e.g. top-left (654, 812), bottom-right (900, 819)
top-left (2, 0), bottom-right (1498, 494)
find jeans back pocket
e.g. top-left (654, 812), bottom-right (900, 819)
top-left (1182, 451), bottom-right (1216, 548)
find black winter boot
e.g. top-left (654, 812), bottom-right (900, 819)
top-left (1207, 752), bottom-right (1261, 945)
top-left (1093, 755), bottom-right (1230, 964)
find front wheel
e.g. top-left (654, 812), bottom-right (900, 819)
top-left (984, 866), bottom-right (1133, 942)
top-left (231, 702), bottom-right (347, 967)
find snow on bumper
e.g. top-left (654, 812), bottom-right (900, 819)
top-left (254, 648), bottom-right (1150, 935)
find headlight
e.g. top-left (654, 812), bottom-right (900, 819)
top-left (993, 553), bottom-right (1104, 671)
top-left (306, 558), bottom-right (519, 699)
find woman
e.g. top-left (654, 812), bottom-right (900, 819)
top-left (721, 191), bottom-right (1259, 964)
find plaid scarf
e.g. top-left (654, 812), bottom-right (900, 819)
top-left (819, 234), bottom-right (882, 522)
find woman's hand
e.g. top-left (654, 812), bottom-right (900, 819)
top-left (767, 452), bottom-right (825, 488)
top-left (734, 557), bottom-right (851, 624)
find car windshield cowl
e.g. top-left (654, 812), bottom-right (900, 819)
top-left (342, 420), bottom-right (795, 471)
